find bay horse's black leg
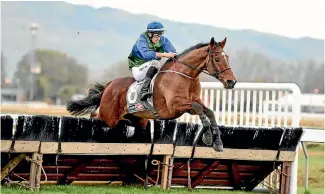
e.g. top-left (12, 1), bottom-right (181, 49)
top-left (191, 102), bottom-right (212, 146)
top-left (203, 107), bottom-right (223, 152)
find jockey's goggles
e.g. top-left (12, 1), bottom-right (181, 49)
top-left (148, 31), bottom-right (164, 37)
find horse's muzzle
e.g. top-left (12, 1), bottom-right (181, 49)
top-left (226, 80), bottom-right (237, 89)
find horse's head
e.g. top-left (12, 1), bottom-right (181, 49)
top-left (205, 37), bottom-right (237, 89)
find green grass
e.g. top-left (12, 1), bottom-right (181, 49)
top-left (298, 187), bottom-right (324, 194)
top-left (1, 185), bottom-right (324, 194)
top-left (297, 143), bottom-right (324, 194)
top-left (306, 143), bottom-right (324, 152)
top-left (1, 185), bottom-right (261, 194)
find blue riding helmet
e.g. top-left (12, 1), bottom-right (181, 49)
top-left (147, 21), bottom-right (165, 34)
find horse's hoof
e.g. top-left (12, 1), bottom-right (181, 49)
top-left (213, 142), bottom-right (223, 152)
top-left (202, 130), bottom-right (213, 145)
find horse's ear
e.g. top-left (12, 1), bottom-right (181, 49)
top-left (219, 37), bottom-right (227, 48)
top-left (209, 37), bottom-right (216, 49)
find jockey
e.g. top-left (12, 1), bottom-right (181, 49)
top-left (128, 21), bottom-right (177, 101)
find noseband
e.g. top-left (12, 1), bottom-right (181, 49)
top-left (170, 50), bottom-right (231, 80)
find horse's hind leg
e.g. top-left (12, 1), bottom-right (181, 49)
top-left (122, 113), bottom-right (148, 129)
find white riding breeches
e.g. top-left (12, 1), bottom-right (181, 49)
top-left (131, 60), bottom-right (162, 82)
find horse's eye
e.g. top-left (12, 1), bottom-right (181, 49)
top-left (215, 58), bottom-right (219, 62)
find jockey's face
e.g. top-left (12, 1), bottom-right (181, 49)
top-left (148, 32), bottom-right (161, 44)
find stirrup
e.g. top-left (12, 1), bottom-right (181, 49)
top-left (140, 92), bottom-right (152, 101)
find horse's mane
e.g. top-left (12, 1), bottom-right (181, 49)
top-left (178, 42), bottom-right (209, 56)
top-left (166, 42), bottom-right (209, 63)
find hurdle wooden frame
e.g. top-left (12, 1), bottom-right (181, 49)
top-left (1, 140), bottom-right (295, 193)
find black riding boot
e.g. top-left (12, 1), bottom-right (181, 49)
top-left (140, 66), bottom-right (158, 101)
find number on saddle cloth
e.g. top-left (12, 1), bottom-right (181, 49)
top-left (126, 76), bottom-right (158, 115)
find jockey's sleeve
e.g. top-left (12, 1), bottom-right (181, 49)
top-left (136, 36), bottom-right (159, 60)
top-left (162, 37), bottom-right (177, 53)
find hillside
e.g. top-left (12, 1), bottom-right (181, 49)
top-left (1, 1), bottom-right (324, 80)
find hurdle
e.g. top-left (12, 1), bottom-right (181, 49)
top-left (1, 114), bottom-right (302, 193)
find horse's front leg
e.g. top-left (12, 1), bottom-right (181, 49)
top-left (191, 102), bottom-right (213, 146)
top-left (197, 100), bottom-right (223, 152)
top-left (166, 99), bottom-right (211, 144)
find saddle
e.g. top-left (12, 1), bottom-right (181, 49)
top-left (126, 69), bottom-right (160, 118)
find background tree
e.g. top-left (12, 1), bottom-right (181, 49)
top-left (13, 49), bottom-right (88, 103)
top-left (100, 60), bottom-right (132, 82)
top-left (302, 61), bottom-right (324, 93)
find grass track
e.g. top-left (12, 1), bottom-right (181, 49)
top-left (1, 185), bottom-right (261, 194)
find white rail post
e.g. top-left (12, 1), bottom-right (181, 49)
top-left (289, 83), bottom-right (302, 194)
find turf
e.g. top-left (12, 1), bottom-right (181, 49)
top-left (1, 185), bottom-right (261, 194)
top-left (297, 143), bottom-right (324, 194)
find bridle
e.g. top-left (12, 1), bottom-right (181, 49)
top-left (207, 49), bottom-right (232, 80)
top-left (166, 48), bottom-right (231, 80)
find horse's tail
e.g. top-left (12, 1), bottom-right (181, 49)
top-left (66, 81), bottom-right (110, 116)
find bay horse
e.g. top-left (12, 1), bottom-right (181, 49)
top-left (67, 37), bottom-right (237, 152)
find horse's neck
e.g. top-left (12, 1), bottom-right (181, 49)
top-left (162, 47), bottom-right (208, 79)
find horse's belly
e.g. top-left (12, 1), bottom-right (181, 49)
top-left (156, 108), bottom-right (184, 120)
